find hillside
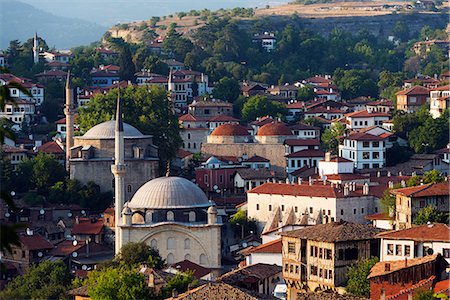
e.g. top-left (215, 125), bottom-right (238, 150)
top-left (106, 1), bottom-right (448, 44)
top-left (0, 0), bottom-right (107, 49)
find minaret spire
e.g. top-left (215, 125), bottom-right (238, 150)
top-left (33, 32), bottom-right (39, 64)
top-left (64, 70), bottom-right (75, 172)
top-left (111, 88), bottom-right (126, 255)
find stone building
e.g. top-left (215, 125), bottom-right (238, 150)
top-left (391, 182), bottom-right (449, 229)
top-left (69, 120), bottom-right (159, 200)
top-left (281, 221), bottom-right (383, 297)
top-left (119, 176), bottom-right (222, 274)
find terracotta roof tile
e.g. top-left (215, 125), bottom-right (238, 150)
top-left (166, 260), bottom-right (211, 279)
top-left (345, 132), bottom-right (386, 141)
top-left (396, 85), bottom-right (430, 96)
top-left (38, 141), bottom-right (64, 154)
top-left (391, 182), bottom-right (449, 197)
top-left (257, 122), bottom-right (293, 136)
top-left (281, 221), bottom-right (383, 242)
top-left (218, 263), bottom-right (281, 283)
top-left (376, 223), bottom-right (450, 242)
top-left (243, 155), bottom-right (270, 163)
top-left (207, 115), bottom-right (239, 122)
top-left (286, 149), bottom-right (324, 158)
top-left (247, 239), bottom-right (282, 254)
top-left (368, 255), bottom-right (438, 278)
top-left (345, 110), bottom-right (391, 118)
top-left (284, 138), bottom-right (320, 146)
top-left (71, 218), bottom-right (104, 235)
top-left (1, 144), bottom-right (28, 153)
top-left (20, 233), bottom-right (54, 251)
top-left (211, 123), bottom-right (249, 136)
top-left (365, 212), bottom-right (393, 221)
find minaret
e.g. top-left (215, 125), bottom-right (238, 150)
top-left (111, 91), bottom-right (126, 255)
top-left (167, 70), bottom-right (174, 101)
top-left (64, 71), bottom-right (75, 171)
top-left (33, 32), bottom-right (39, 64)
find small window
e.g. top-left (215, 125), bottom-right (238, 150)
top-left (363, 141), bottom-right (370, 148)
top-left (167, 237), bottom-right (175, 250)
top-left (443, 248), bottom-right (450, 258)
top-left (269, 205), bottom-right (272, 211)
top-left (288, 242), bottom-right (295, 253)
top-left (395, 245), bottom-right (402, 256)
top-left (184, 238), bottom-right (191, 250)
top-left (281, 205), bottom-right (285, 211)
top-left (167, 253), bottom-right (174, 264)
top-left (151, 239), bottom-right (158, 249)
top-left (256, 204), bottom-right (259, 210)
top-left (188, 211), bottom-right (195, 222)
top-left (387, 244), bottom-right (394, 255)
top-left (199, 253), bottom-right (207, 265)
top-left (405, 245), bottom-right (411, 257)
top-left (127, 185), bottom-right (132, 193)
top-left (167, 211), bottom-right (174, 221)
top-left (340, 209), bottom-right (344, 215)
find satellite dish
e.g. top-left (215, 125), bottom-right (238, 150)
top-left (427, 248), bottom-right (434, 255)
top-left (10, 191), bottom-right (15, 196)
top-left (242, 242), bottom-right (248, 248)
top-left (39, 209), bottom-right (45, 215)
top-left (72, 240), bottom-right (78, 246)
top-left (5, 212), bottom-right (10, 218)
top-left (67, 212), bottom-right (73, 217)
top-left (82, 265), bottom-right (87, 270)
top-left (38, 251), bottom-right (43, 257)
top-left (213, 185), bottom-right (218, 191)
top-left (72, 252), bottom-right (78, 258)
top-left (244, 137), bottom-right (249, 143)
top-left (81, 210), bottom-right (86, 215)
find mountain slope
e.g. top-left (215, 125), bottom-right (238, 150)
top-left (0, 0), bottom-right (107, 49)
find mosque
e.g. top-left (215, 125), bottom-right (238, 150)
top-left (108, 95), bottom-right (222, 274)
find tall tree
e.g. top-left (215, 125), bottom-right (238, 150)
top-left (118, 45), bottom-right (136, 82)
top-left (321, 122), bottom-right (345, 154)
top-left (241, 95), bottom-right (287, 122)
top-left (78, 85), bottom-right (182, 174)
top-left (346, 257), bottom-right (379, 297)
top-left (212, 76), bottom-right (241, 103)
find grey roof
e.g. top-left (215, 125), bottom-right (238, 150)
top-left (79, 120), bottom-right (145, 139)
top-left (281, 221), bottom-right (384, 242)
top-left (128, 176), bottom-right (211, 209)
top-left (235, 168), bottom-right (274, 180)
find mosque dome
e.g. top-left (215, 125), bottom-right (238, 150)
top-left (257, 122), bottom-right (293, 136)
top-left (210, 123), bottom-right (249, 136)
top-left (81, 120), bottom-right (144, 139)
top-left (128, 176), bottom-right (210, 209)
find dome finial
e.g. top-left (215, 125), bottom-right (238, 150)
top-left (165, 160), bottom-right (171, 177)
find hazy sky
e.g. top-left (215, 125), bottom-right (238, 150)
top-left (19, 0), bottom-right (290, 26)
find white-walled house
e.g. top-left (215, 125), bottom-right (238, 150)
top-left (344, 109), bottom-right (391, 130)
top-left (0, 98), bottom-right (36, 128)
top-left (252, 32), bottom-right (277, 52)
top-left (43, 51), bottom-right (71, 63)
top-left (247, 182), bottom-right (380, 231)
top-left (286, 149), bottom-right (324, 175)
top-left (339, 132), bottom-right (387, 169)
top-left (376, 223), bottom-right (450, 264)
top-left (429, 85), bottom-right (450, 118)
top-left (0, 73), bottom-right (45, 105)
top-left (284, 138), bottom-right (320, 155)
top-left (289, 123), bottom-right (320, 140)
top-left (245, 239), bottom-right (282, 267)
top-left (318, 153), bottom-right (354, 177)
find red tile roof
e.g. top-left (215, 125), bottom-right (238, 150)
top-left (35, 70), bottom-right (68, 77)
top-left (51, 240), bottom-right (85, 256)
top-left (286, 149), bottom-right (324, 158)
top-left (243, 155), bottom-right (270, 163)
top-left (207, 115), bottom-right (239, 122)
top-left (247, 239), bottom-right (282, 254)
top-left (376, 223), bottom-right (450, 242)
top-left (72, 218), bottom-right (104, 235)
top-left (320, 156), bottom-right (352, 163)
top-left (391, 182), bottom-right (449, 197)
top-left (368, 255), bottom-right (438, 278)
top-left (365, 212), bottom-right (393, 221)
top-left (257, 122), bottom-right (293, 136)
top-left (345, 110), bottom-right (391, 118)
top-left (211, 123), bottom-right (249, 136)
top-left (248, 182), bottom-right (338, 198)
top-left (20, 234), bottom-right (54, 251)
top-left (38, 141), bottom-right (64, 154)
top-left (1, 144), bottom-right (27, 153)
top-left (434, 279), bottom-right (450, 294)
top-left (396, 85), bottom-right (430, 96)
top-left (167, 260), bottom-right (211, 279)
top-left (306, 76), bottom-right (332, 84)
top-left (287, 102), bottom-right (305, 109)
top-left (177, 149), bottom-right (193, 159)
top-left (179, 114), bottom-right (198, 122)
top-left (345, 132), bottom-right (386, 141)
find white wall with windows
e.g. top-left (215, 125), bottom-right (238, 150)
top-left (339, 138), bottom-right (386, 169)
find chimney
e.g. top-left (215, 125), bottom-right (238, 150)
top-left (325, 152), bottom-right (331, 162)
top-left (388, 181), bottom-right (394, 189)
top-left (399, 171), bottom-right (403, 177)
top-left (26, 228), bottom-right (33, 236)
top-left (286, 178), bottom-right (290, 184)
top-left (172, 289), bottom-right (178, 298)
top-left (384, 263), bottom-right (391, 272)
top-left (380, 288), bottom-right (386, 300)
top-left (401, 180), bottom-right (406, 187)
top-left (363, 183), bottom-right (369, 195)
top-left (387, 171), bottom-right (391, 177)
top-left (404, 257), bottom-right (408, 267)
top-left (298, 177), bottom-right (302, 185)
top-left (377, 171), bottom-right (381, 178)
top-left (309, 177), bottom-right (313, 186)
top-left (343, 184), bottom-right (349, 196)
top-left (75, 216), bottom-right (79, 224)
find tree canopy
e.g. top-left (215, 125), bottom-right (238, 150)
top-left (241, 95), bottom-right (286, 122)
top-left (0, 261), bottom-right (71, 300)
top-left (212, 76), bottom-right (241, 103)
top-left (346, 257), bottom-right (379, 297)
top-left (413, 205), bottom-right (449, 225)
top-left (116, 242), bottom-right (165, 269)
top-left (321, 122), bottom-right (345, 154)
top-left (78, 85), bottom-right (182, 173)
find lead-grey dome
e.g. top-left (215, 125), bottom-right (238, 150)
top-left (81, 120), bottom-right (144, 139)
top-left (128, 176), bottom-right (210, 209)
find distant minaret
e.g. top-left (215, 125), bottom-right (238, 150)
top-left (33, 32), bottom-right (39, 64)
top-left (64, 71), bottom-right (75, 171)
top-left (111, 91), bottom-right (126, 255)
top-left (167, 70), bottom-right (174, 101)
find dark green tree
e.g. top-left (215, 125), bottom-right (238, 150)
top-left (161, 271), bottom-right (198, 298)
top-left (413, 205), bottom-right (448, 225)
top-left (321, 122), bottom-right (345, 154)
top-left (346, 257), bottom-right (379, 297)
top-left (118, 45), bottom-right (136, 82)
top-left (0, 261), bottom-right (71, 299)
top-left (116, 242), bottom-right (165, 269)
top-left (78, 85), bottom-right (182, 174)
top-left (212, 76), bottom-right (241, 103)
top-left (333, 68), bottom-right (378, 99)
top-left (241, 95), bottom-right (287, 122)
top-left (229, 209), bottom-right (258, 238)
top-left (422, 170), bottom-right (445, 184)
top-left (297, 85), bottom-right (315, 101)
top-left (31, 153), bottom-right (67, 194)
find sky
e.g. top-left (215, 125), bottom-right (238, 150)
top-left (19, 0), bottom-right (291, 26)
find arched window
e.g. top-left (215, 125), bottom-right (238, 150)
top-left (188, 211), bottom-right (196, 222)
top-left (188, 142), bottom-right (191, 149)
top-left (193, 142), bottom-right (196, 149)
top-left (150, 239), bottom-right (157, 249)
top-left (184, 254), bottom-right (191, 261)
top-left (199, 253), bottom-right (207, 265)
top-left (167, 211), bottom-right (174, 221)
top-left (187, 133), bottom-right (191, 139)
top-left (132, 212), bottom-right (145, 224)
top-left (184, 238), bottom-right (191, 250)
top-left (167, 253), bottom-right (174, 264)
top-left (127, 185), bottom-right (132, 193)
top-left (167, 237), bottom-right (175, 250)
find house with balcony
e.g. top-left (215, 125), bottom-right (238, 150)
top-left (286, 149), bottom-right (324, 177)
top-left (396, 86), bottom-right (430, 113)
top-left (391, 182), bottom-right (449, 229)
top-left (303, 106), bottom-right (344, 120)
top-left (42, 51), bottom-right (71, 64)
top-left (338, 132), bottom-right (387, 169)
top-left (376, 223), bottom-right (450, 264)
top-left (281, 221), bottom-right (382, 297)
top-left (0, 98), bottom-right (36, 128)
top-left (90, 70), bottom-right (120, 87)
top-left (429, 85), bottom-right (450, 118)
top-left (1, 144), bottom-right (28, 170)
top-left (289, 123), bottom-right (320, 140)
top-left (252, 32), bottom-right (277, 52)
top-left (0, 73), bottom-right (44, 105)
